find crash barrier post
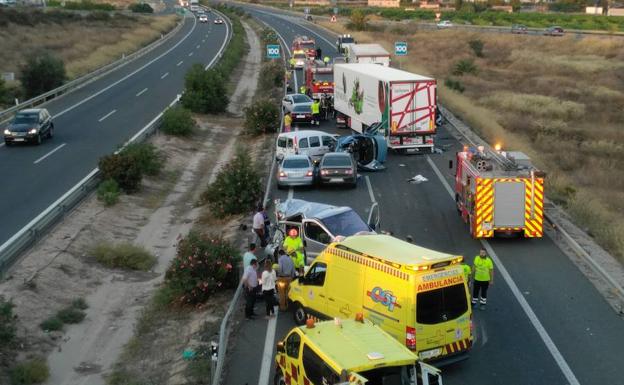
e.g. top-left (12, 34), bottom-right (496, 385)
top-left (0, 13), bottom-right (187, 125)
top-left (210, 15), bottom-right (288, 385)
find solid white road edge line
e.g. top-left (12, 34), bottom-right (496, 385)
top-left (365, 175), bottom-right (376, 203)
top-left (204, 8), bottom-right (230, 70)
top-left (52, 16), bottom-right (197, 120)
top-left (98, 109), bottom-right (117, 122)
top-left (135, 88), bottom-right (148, 97)
top-left (258, 311), bottom-right (279, 385)
top-left (34, 143), bottom-right (67, 164)
top-left (177, 60), bottom-right (184, 66)
top-left (425, 155), bottom-right (581, 385)
top-left (161, 72), bottom-right (169, 79)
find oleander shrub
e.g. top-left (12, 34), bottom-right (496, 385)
top-left (201, 147), bottom-right (262, 218)
top-left (161, 105), bottom-right (196, 136)
top-left (122, 143), bottom-right (163, 176)
top-left (181, 65), bottom-right (228, 114)
top-left (243, 99), bottom-right (280, 136)
top-left (97, 179), bottom-right (120, 206)
top-left (98, 152), bottom-right (143, 193)
top-left (164, 232), bottom-right (239, 305)
top-left (9, 359), bottom-right (49, 385)
top-left (259, 61), bottom-right (284, 90)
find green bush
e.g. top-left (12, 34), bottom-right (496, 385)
top-left (19, 52), bottom-right (67, 99)
top-left (181, 65), bottom-right (229, 114)
top-left (56, 307), bottom-right (86, 324)
top-left (259, 61), bottom-right (284, 90)
top-left (122, 143), bottom-right (162, 176)
top-left (71, 298), bottom-right (89, 310)
top-left (164, 232), bottom-right (238, 305)
top-left (0, 296), bottom-right (16, 345)
top-left (452, 59), bottom-right (478, 76)
top-left (97, 179), bottom-right (120, 206)
top-left (202, 147), bottom-right (262, 218)
top-left (98, 153), bottom-right (143, 193)
top-left (468, 39), bottom-right (484, 58)
top-left (9, 359), bottom-right (49, 385)
top-left (445, 78), bottom-right (465, 93)
top-left (91, 242), bottom-right (157, 271)
top-left (161, 105), bottom-right (195, 136)
top-left (40, 317), bottom-right (63, 332)
top-left (243, 99), bottom-right (280, 136)
top-left (348, 9), bottom-right (369, 31)
top-left (129, 2), bottom-right (153, 13)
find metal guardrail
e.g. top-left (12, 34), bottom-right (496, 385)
top-left (210, 11), bottom-right (287, 385)
top-left (0, 13), bottom-right (187, 125)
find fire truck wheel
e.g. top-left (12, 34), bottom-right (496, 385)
top-left (293, 302), bottom-right (307, 325)
top-left (274, 369), bottom-right (286, 385)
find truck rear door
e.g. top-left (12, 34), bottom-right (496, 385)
top-left (493, 180), bottom-right (525, 228)
top-left (390, 80), bottom-right (436, 135)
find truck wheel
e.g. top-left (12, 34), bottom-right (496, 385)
top-left (274, 369), bottom-right (286, 385)
top-left (293, 302), bottom-right (307, 325)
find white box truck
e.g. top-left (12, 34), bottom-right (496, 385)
top-left (334, 63), bottom-right (437, 152)
top-left (343, 43), bottom-right (390, 67)
top-left (189, 0), bottom-right (199, 12)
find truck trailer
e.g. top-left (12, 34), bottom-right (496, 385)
top-left (333, 63), bottom-right (437, 152)
top-left (343, 43), bottom-right (390, 66)
top-left (453, 145), bottom-right (546, 238)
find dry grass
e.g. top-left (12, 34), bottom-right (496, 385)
top-left (0, 12), bottom-right (178, 79)
top-left (321, 21), bottom-right (624, 260)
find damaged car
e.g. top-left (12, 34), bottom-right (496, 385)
top-left (336, 131), bottom-right (387, 171)
top-left (265, 198), bottom-right (380, 264)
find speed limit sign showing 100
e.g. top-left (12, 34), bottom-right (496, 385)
top-left (395, 41), bottom-right (407, 56)
top-left (267, 44), bottom-right (280, 59)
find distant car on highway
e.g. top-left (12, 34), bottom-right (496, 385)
top-left (511, 24), bottom-right (528, 34)
top-left (199, 14), bottom-right (208, 23)
top-left (277, 154), bottom-right (315, 189)
top-left (436, 20), bottom-right (453, 29)
top-left (318, 152), bottom-right (357, 188)
top-left (214, 18), bottom-right (224, 24)
top-left (544, 26), bottom-right (564, 36)
top-left (282, 93), bottom-right (312, 113)
top-left (291, 50), bottom-right (307, 69)
top-left (4, 108), bottom-right (54, 146)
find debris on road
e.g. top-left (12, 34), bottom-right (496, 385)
top-left (407, 175), bottom-right (428, 184)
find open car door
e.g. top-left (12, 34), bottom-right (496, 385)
top-left (418, 362), bottom-right (443, 385)
top-left (366, 202), bottom-right (380, 232)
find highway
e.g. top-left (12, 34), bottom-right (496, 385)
top-left (0, 4), bottom-right (229, 247)
top-left (224, 5), bottom-right (624, 385)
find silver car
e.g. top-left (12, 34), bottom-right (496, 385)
top-left (282, 93), bottom-right (312, 113)
top-left (277, 154), bottom-right (315, 189)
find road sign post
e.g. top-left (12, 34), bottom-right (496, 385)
top-left (266, 44), bottom-right (280, 60)
top-left (394, 41), bottom-right (407, 69)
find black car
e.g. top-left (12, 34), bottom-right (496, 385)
top-left (4, 108), bottom-right (54, 146)
top-left (318, 152), bottom-right (357, 188)
top-left (291, 104), bottom-right (313, 124)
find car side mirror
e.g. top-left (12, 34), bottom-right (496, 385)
top-left (276, 341), bottom-right (285, 352)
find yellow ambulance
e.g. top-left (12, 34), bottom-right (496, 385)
top-left (274, 317), bottom-right (442, 385)
top-left (288, 234), bottom-right (473, 363)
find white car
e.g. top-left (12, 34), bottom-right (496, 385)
top-left (437, 20), bottom-right (453, 29)
top-left (214, 18), bottom-right (224, 24)
top-left (282, 93), bottom-right (313, 113)
top-left (199, 14), bottom-right (208, 23)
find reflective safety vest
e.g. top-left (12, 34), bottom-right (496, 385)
top-left (284, 114), bottom-right (292, 127)
top-left (300, 85), bottom-right (307, 94)
top-left (462, 264), bottom-right (471, 282)
top-left (323, 56), bottom-right (330, 64)
top-left (311, 101), bottom-right (320, 114)
top-left (289, 58), bottom-right (296, 66)
top-left (473, 256), bottom-right (493, 282)
top-left (283, 236), bottom-right (305, 268)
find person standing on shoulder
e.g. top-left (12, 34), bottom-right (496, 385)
top-left (261, 260), bottom-right (277, 319)
top-left (276, 249), bottom-right (295, 311)
top-left (240, 259), bottom-right (259, 320)
top-left (243, 243), bottom-right (257, 270)
top-left (284, 112), bottom-right (292, 133)
top-left (253, 205), bottom-right (268, 247)
top-left (472, 248), bottom-right (494, 309)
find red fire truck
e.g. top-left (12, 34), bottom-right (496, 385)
top-left (292, 35), bottom-right (316, 60)
top-left (304, 60), bottom-right (334, 99)
top-left (453, 145), bottom-right (545, 238)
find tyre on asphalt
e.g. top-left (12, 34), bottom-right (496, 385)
top-left (35, 134), bottom-right (42, 145)
top-left (47, 125), bottom-right (54, 138)
top-left (274, 370), bottom-right (286, 385)
top-left (293, 302), bottom-right (307, 325)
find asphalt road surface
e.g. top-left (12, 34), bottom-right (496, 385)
top-left (0, 4), bottom-right (229, 246)
top-left (224, 5), bottom-right (624, 385)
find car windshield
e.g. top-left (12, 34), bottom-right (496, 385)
top-left (312, 73), bottom-right (333, 83)
top-left (416, 283), bottom-right (468, 324)
top-left (358, 364), bottom-right (416, 385)
top-left (13, 113), bottom-right (38, 124)
top-left (283, 159), bottom-right (310, 168)
top-left (322, 155), bottom-right (350, 167)
top-left (292, 94), bottom-right (311, 103)
top-left (321, 210), bottom-right (369, 237)
top-left (294, 53), bottom-right (306, 59)
top-left (293, 105), bottom-right (311, 112)
top-left (341, 37), bottom-right (354, 43)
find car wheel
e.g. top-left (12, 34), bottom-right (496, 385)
top-left (293, 302), bottom-right (307, 325)
top-left (35, 134), bottom-right (42, 145)
top-left (47, 125), bottom-right (54, 139)
top-left (274, 369), bottom-right (286, 385)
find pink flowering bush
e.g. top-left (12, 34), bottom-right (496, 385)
top-left (165, 232), bottom-right (239, 305)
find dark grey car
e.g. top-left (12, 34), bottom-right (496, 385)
top-left (4, 108), bottom-right (54, 146)
top-left (318, 152), bottom-right (357, 188)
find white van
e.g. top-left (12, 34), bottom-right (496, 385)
top-left (275, 131), bottom-right (337, 161)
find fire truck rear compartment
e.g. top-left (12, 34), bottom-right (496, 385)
top-left (493, 181), bottom-right (525, 228)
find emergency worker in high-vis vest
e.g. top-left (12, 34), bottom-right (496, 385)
top-left (472, 248), bottom-right (494, 307)
top-left (283, 228), bottom-right (305, 275)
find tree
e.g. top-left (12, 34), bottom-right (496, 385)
top-left (349, 9), bottom-right (369, 31)
top-left (19, 52), bottom-right (67, 99)
top-left (181, 64), bottom-right (229, 114)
